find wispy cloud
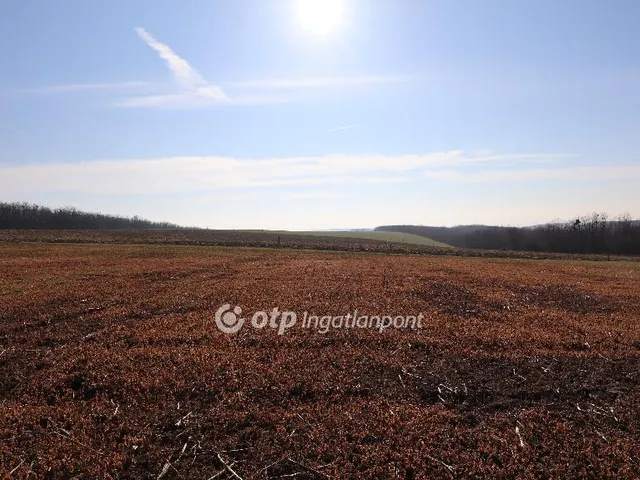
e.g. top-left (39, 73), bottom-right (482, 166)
top-left (279, 191), bottom-right (353, 200)
top-left (116, 29), bottom-right (412, 108)
top-left (25, 81), bottom-right (148, 93)
top-left (115, 28), bottom-right (232, 108)
top-left (22, 29), bottom-right (411, 108)
top-left (0, 151), bottom-right (586, 196)
top-left (424, 165), bottom-right (640, 183)
top-left (134, 28), bottom-right (209, 92)
top-left (116, 92), bottom-right (285, 109)
top-left (226, 75), bottom-right (411, 89)
top-left (328, 124), bottom-right (359, 133)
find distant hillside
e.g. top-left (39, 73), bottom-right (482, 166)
top-left (376, 225), bottom-right (489, 246)
top-left (286, 230), bottom-right (449, 247)
top-left (377, 213), bottom-right (640, 255)
top-left (0, 202), bottom-right (183, 230)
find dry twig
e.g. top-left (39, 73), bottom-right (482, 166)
top-left (217, 453), bottom-right (244, 480)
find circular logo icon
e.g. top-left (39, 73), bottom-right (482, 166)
top-left (215, 304), bottom-right (244, 333)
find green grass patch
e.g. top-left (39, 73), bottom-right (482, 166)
top-left (283, 230), bottom-right (450, 247)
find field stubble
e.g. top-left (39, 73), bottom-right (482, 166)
top-left (1, 243), bottom-right (639, 478)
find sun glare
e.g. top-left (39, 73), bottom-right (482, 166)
top-left (295, 0), bottom-right (345, 35)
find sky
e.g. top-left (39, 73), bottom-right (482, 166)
top-left (1, 0), bottom-right (639, 229)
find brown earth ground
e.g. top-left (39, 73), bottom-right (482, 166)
top-left (2, 229), bottom-right (638, 262)
top-left (1, 242), bottom-right (639, 478)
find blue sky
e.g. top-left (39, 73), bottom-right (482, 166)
top-left (1, 0), bottom-right (639, 229)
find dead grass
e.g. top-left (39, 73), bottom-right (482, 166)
top-left (1, 244), bottom-right (639, 478)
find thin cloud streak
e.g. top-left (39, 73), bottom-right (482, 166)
top-left (119, 29), bottom-right (413, 108)
top-left (26, 82), bottom-right (149, 93)
top-left (134, 28), bottom-right (209, 91)
top-left (226, 75), bottom-right (412, 89)
top-left (0, 151), bottom-right (582, 196)
top-left (118, 28), bottom-right (229, 108)
top-left (117, 28), bottom-right (290, 108)
top-left (114, 92), bottom-right (286, 109)
top-left (280, 191), bottom-right (353, 200)
top-left (24, 30), bottom-right (412, 108)
top-left (423, 165), bottom-right (640, 182)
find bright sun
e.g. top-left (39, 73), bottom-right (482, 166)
top-left (295, 0), bottom-right (345, 35)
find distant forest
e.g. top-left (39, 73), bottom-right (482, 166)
top-left (0, 202), bottom-right (182, 230)
top-left (377, 213), bottom-right (640, 255)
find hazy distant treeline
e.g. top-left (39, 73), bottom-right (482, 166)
top-left (377, 213), bottom-right (640, 255)
top-left (0, 202), bottom-right (182, 230)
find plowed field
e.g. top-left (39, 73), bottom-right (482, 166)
top-left (1, 243), bottom-right (639, 478)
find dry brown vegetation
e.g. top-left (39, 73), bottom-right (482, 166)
top-left (1, 242), bottom-right (639, 478)
top-left (3, 228), bottom-right (639, 262)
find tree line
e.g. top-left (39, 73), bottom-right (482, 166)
top-left (376, 213), bottom-right (640, 255)
top-left (0, 202), bottom-right (182, 230)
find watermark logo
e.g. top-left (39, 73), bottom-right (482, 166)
top-left (214, 304), bottom-right (245, 334)
top-left (214, 304), bottom-right (424, 335)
